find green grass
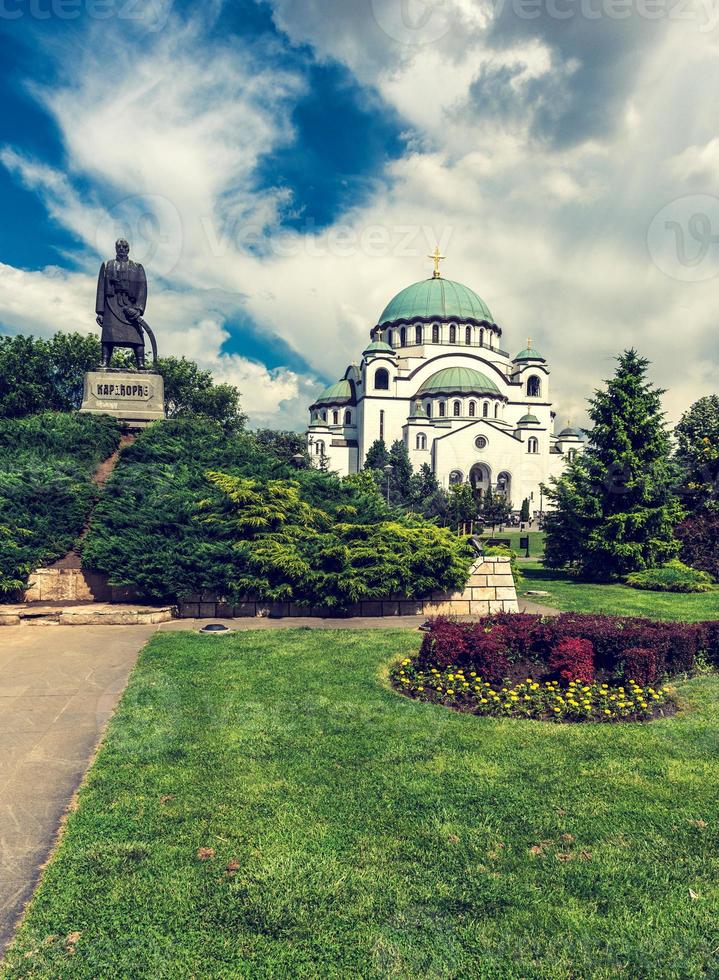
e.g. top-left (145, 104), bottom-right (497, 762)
top-left (480, 530), bottom-right (546, 557)
top-left (4, 629), bottom-right (719, 978)
top-left (522, 562), bottom-right (719, 621)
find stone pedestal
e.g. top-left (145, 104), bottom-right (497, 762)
top-left (80, 370), bottom-right (165, 426)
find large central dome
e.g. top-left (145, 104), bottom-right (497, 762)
top-left (378, 277), bottom-right (493, 326)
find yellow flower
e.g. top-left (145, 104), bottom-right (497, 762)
top-left (553, 707), bottom-right (561, 713)
top-left (446, 689), bottom-right (455, 695)
top-left (604, 709), bottom-right (611, 715)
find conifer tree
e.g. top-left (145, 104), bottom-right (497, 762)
top-left (520, 497), bottom-right (530, 522)
top-left (543, 350), bottom-right (683, 579)
top-left (388, 439), bottom-right (413, 503)
top-left (674, 394), bottom-right (719, 513)
top-left (364, 439), bottom-right (389, 471)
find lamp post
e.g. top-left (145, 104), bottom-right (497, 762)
top-left (383, 463), bottom-right (393, 504)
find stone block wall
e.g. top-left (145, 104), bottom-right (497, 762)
top-left (24, 568), bottom-right (141, 604)
top-left (176, 556), bottom-right (519, 619)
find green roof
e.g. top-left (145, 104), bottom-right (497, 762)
top-left (514, 346), bottom-right (545, 362)
top-left (312, 379), bottom-right (353, 406)
top-left (363, 340), bottom-right (396, 356)
top-left (558, 426), bottom-right (584, 440)
top-left (518, 413), bottom-right (540, 425)
top-left (378, 277), bottom-right (493, 326)
top-left (416, 366), bottom-right (501, 397)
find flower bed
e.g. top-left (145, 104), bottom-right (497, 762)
top-left (388, 611), bottom-right (719, 722)
top-left (391, 659), bottom-right (674, 723)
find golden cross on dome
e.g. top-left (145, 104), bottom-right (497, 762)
top-left (527, 337), bottom-right (532, 349)
top-left (428, 245), bottom-right (445, 278)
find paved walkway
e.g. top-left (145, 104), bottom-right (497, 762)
top-left (0, 625), bottom-right (154, 952)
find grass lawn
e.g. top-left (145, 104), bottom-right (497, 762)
top-left (522, 562), bottom-right (719, 622)
top-left (3, 629), bottom-right (719, 978)
top-left (480, 530), bottom-right (545, 557)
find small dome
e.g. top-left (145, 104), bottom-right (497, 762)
top-left (312, 379), bottom-right (353, 406)
top-left (558, 426), bottom-right (584, 440)
top-left (514, 346), bottom-right (545, 363)
top-left (517, 413), bottom-right (540, 426)
top-left (378, 277), bottom-right (493, 326)
top-left (363, 340), bottom-right (396, 356)
top-left (416, 366), bottom-right (501, 398)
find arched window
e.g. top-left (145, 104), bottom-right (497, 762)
top-left (453, 400), bottom-right (461, 417)
top-left (468, 400), bottom-right (476, 417)
top-left (321, 410), bottom-right (327, 422)
top-left (416, 433), bottom-right (427, 450)
top-left (567, 448), bottom-right (577, 461)
top-left (425, 402), bottom-right (432, 418)
top-left (527, 376), bottom-right (542, 398)
top-left (315, 440), bottom-right (325, 456)
top-left (465, 326), bottom-right (472, 345)
top-left (438, 401), bottom-right (446, 417)
top-left (379, 409), bottom-right (385, 440)
top-left (528, 437), bottom-right (539, 454)
top-left (332, 410), bottom-right (339, 425)
top-left (400, 326), bottom-right (406, 347)
top-left (449, 324), bottom-right (456, 343)
top-left (483, 402), bottom-right (489, 418)
top-left (432, 323), bottom-right (440, 343)
top-left (415, 324), bottom-right (422, 345)
top-left (449, 470), bottom-right (463, 485)
top-left (494, 403), bottom-right (499, 418)
top-left (479, 328), bottom-right (484, 347)
top-left (375, 368), bottom-right (389, 390)
top-left (344, 410), bottom-right (352, 425)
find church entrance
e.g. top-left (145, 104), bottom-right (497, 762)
top-left (469, 462), bottom-right (491, 492)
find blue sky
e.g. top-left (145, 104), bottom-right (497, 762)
top-left (1, 1), bottom-right (718, 427)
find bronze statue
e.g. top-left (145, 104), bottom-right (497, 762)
top-left (96, 239), bottom-right (157, 370)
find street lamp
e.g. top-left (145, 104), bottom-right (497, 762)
top-left (383, 463), bottom-right (393, 504)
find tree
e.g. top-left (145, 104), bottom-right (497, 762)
top-left (543, 350), bottom-right (684, 580)
top-left (520, 497), bottom-right (530, 523)
top-left (448, 482), bottom-right (477, 532)
top-left (674, 395), bottom-right (719, 512)
top-left (364, 439), bottom-right (390, 470)
top-left (387, 439), bottom-right (413, 504)
top-left (253, 429), bottom-right (308, 465)
top-left (0, 333), bottom-right (100, 417)
top-left (483, 486), bottom-right (511, 533)
top-left (157, 356), bottom-right (246, 431)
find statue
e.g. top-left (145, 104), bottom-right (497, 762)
top-left (95, 239), bottom-right (157, 370)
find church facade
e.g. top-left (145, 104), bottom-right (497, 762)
top-left (306, 262), bottom-right (583, 514)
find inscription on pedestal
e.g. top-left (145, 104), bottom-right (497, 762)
top-left (80, 370), bottom-right (165, 426)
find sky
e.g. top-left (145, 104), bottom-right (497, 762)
top-left (0, 0), bottom-right (718, 430)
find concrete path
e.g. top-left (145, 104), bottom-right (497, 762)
top-left (0, 625), bottom-right (154, 952)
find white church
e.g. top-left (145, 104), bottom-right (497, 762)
top-left (306, 252), bottom-right (583, 513)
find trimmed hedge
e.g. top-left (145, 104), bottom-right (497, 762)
top-left (417, 612), bottom-right (719, 684)
top-left (625, 560), bottom-right (713, 593)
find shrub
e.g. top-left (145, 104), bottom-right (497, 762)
top-left (548, 637), bottom-right (595, 684)
top-left (625, 560), bottom-right (713, 593)
top-left (464, 624), bottom-right (511, 684)
top-left (622, 647), bottom-right (658, 686)
top-left (415, 611), bottom-right (713, 685)
top-left (676, 510), bottom-right (719, 580)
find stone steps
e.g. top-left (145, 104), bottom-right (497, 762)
top-left (0, 603), bottom-right (175, 626)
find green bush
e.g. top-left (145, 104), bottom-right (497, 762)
top-left (0, 412), bottom-right (120, 596)
top-left (82, 418), bottom-right (474, 606)
top-left (625, 560), bottom-right (713, 594)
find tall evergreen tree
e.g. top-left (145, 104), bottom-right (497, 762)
top-left (543, 350), bottom-right (683, 579)
top-left (483, 485), bottom-right (511, 532)
top-left (364, 439), bottom-right (390, 470)
top-left (448, 482), bottom-right (477, 531)
top-left (520, 497), bottom-right (530, 522)
top-left (674, 394), bottom-right (719, 513)
top-left (388, 439), bottom-right (413, 503)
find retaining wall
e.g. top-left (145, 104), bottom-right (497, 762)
top-left (176, 556), bottom-right (519, 619)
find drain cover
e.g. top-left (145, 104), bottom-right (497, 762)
top-left (199, 623), bottom-right (231, 634)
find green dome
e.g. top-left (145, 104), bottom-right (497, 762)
top-left (517, 413), bottom-right (540, 425)
top-left (363, 340), bottom-right (396, 356)
top-left (416, 366), bottom-right (500, 398)
top-left (515, 346), bottom-right (545, 363)
top-left (312, 379), bottom-right (353, 406)
top-left (558, 426), bottom-right (584, 440)
top-left (378, 277), bottom-right (493, 326)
